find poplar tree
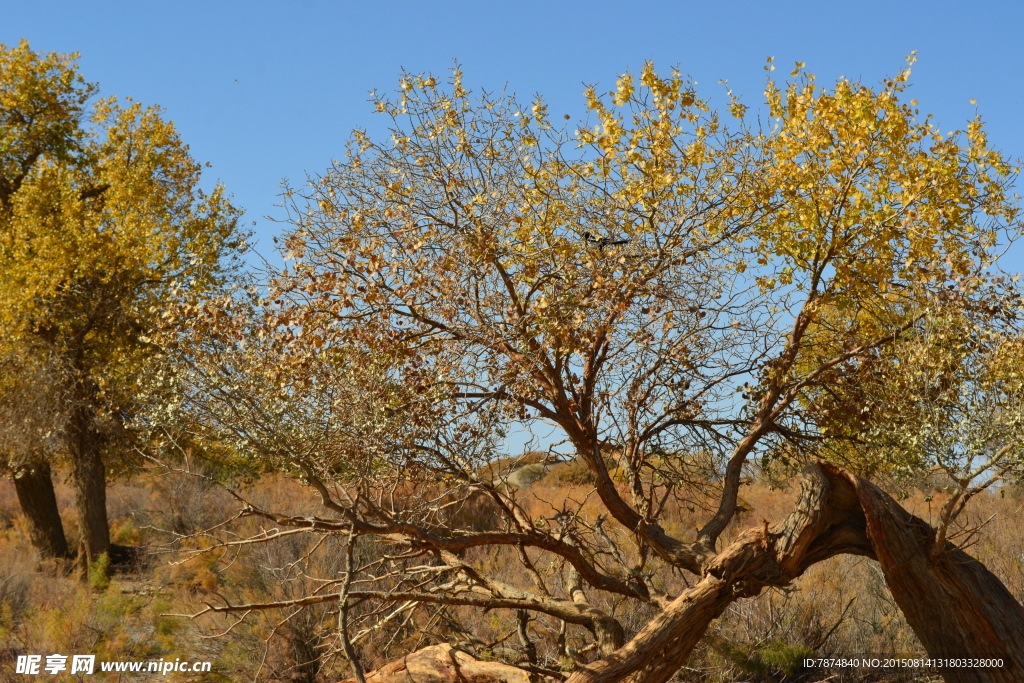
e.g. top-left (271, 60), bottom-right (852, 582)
top-left (0, 40), bottom-right (245, 568)
top-left (171, 61), bottom-right (1024, 680)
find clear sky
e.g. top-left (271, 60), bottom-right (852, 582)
top-left (6, 0), bottom-right (1023, 270)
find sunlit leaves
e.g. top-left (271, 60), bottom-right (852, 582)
top-left (192, 59), bottom-right (1023, 513)
top-left (752, 57), bottom-right (1016, 321)
top-left (0, 40), bottom-right (245, 435)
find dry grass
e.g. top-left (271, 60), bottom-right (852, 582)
top-left (0, 469), bottom-right (1021, 682)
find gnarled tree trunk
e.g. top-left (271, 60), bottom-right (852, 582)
top-left (567, 462), bottom-right (1024, 683)
top-left (12, 459), bottom-right (70, 559)
top-left (849, 471), bottom-right (1024, 682)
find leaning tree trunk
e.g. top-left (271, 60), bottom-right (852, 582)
top-left (67, 405), bottom-right (110, 573)
top-left (848, 471), bottom-right (1024, 682)
top-left (12, 459), bottom-right (70, 559)
top-left (566, 462), bottom-right (1024, 683)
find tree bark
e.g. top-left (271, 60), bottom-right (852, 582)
top-left (566, 462), bottom-right (1024, 683)
top-left (12, 459), bottom-right (70, 559)
top-left (67, 406), bottom-right (109, 572)
top-left (844, 470), bottom-right (1024, 682)
top-left (566, 462), bottom-right (873, 683)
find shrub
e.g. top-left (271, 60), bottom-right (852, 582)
top-left (89, 552), bottom-right (110, 592)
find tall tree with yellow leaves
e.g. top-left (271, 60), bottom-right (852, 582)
top-left (167, 60), bottom-right (1024, 681)
top-left (0, 40), bottom-right (245, 570)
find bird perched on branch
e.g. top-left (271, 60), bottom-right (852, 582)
top-left (582, 231), bottom-right (630, 249)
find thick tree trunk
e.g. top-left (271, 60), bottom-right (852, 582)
top-left (846, 471), bottom-right (1024, 682)
top-left (567, 462), bottom-right (874, 683)
top-left (12, 459), bottom-right (70, 559)
top-left (67, 406), bottom-right (110, 572)
top-left (566, 462), bottom-right (1024, 683)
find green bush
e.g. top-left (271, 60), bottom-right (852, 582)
top-left (89, 552), bottom-right (111, 592)
top-left (758, 640), bottom-right (814, 679)
top-left (712, 637), bottom-right (813, 681)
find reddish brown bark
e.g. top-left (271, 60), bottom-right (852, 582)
top-left (846, 470), bottom-right (1024, 682)
top-left (567, 463), bottom-right (1024, 683)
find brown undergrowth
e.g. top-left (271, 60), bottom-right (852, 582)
top-left (1, 469), bottom-right (1021, 682)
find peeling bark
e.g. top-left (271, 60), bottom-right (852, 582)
top-left (567, 462), bottom-right (1024, 683)
top-left (845, 469), bottom-right (1024, 683)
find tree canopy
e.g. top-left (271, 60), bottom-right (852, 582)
top-left (161, 59), bottom-right (1024, 682)
top-left (0, 39), bottom-right (246, 566)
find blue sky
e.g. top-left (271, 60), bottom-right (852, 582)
top-left (6, 1), bottom-right (1022, 455)
top-left (6, 0), bottom-right (1022, 270)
